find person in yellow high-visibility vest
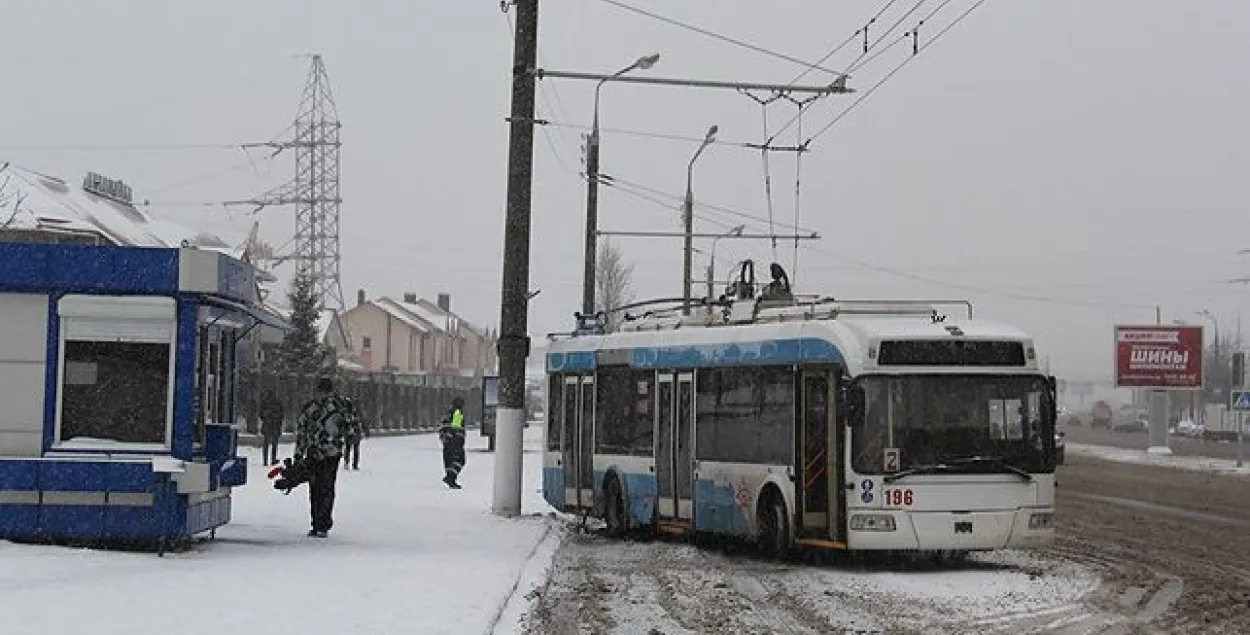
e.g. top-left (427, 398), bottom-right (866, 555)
top-left (438, 397), bottom-right (467, 489)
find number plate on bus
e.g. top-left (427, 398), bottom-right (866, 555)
top-left (882, 488), bottom-right (914, 508)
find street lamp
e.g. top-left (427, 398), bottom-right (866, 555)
top-left (582, 53), bottom-right (660, 317)
top-left (682, 124), bottom-right (718, 315)
top-left (706, 224), bottom-right (745, 300)
top-left (1198, 309), bottom-right (1219, 365)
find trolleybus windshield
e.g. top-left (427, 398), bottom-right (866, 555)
top-left (850, 374), bottom-right (1055, 475)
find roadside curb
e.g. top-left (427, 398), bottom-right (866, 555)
top-left (489, 517), bottom-right (565, 635)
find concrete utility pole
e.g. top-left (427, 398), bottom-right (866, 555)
top-left (582, 54), bottom-right (659, 317)
top-left (493, 0), bottom-right (538, 518)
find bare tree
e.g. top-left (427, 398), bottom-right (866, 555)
top-left (0, 167), bottom-right (27, 231)
top-left (596, 239), bottom-right (635, 330)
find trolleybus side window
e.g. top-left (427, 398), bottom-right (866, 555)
top-left (695, 366), bottom-right (794, 465)
top-left (594, 367), bottom-right (655, 456)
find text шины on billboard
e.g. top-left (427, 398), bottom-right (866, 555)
top-left (1114, 325), bottom-right (1204, 390)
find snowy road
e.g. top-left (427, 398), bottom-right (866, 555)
top-left (523, 531), bottom-right (1101, 635)
top-left (0, 427), bottom-right (558, 635)
top-left (522, 446), bottom-right (1250, 635)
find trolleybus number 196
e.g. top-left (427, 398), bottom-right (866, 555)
top-left (883, 488), bottom-right (915, 508)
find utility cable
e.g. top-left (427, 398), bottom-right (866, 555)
top-left (800, 242), bottom-right (1161, 310)
top-left (803, 0), bottom-right (991, 149)
top-left (592, 0), bottom-right (844, 77)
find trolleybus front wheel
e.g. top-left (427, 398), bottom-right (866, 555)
top-left (757, 492), bottom-right (791, 558)
top-left (603, 476), bottom-right (627, 537)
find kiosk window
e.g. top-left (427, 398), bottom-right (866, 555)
top-left (59, 340), bottom-right (171, 445)
top-left (56, 294), bottom-right (176, 448)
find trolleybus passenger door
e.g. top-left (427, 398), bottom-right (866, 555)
top-left (577, 374), bottom-right (595, 510)
top-left (655, 374), bottom-right (676, 519)
top-left (561, 376), bottom-right (579, 510)
top-left (675, 372), bottom-right (695, 521)
top-left (798, 370), bottom-right (838, 538)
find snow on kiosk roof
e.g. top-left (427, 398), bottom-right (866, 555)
top-left (0, 162), bottom-right (236, 254)
top-left (0, 241), bottom-right (281, 551)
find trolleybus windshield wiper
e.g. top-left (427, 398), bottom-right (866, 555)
top-left (941, 455), bottom-right (1034, 481)
top-left (882, 464), bottom-right (954, 483)
top-left (882, 455), bottom-right (1033, 483)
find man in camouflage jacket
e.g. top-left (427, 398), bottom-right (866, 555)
top-left (295, 377), bottom-right (360, 537)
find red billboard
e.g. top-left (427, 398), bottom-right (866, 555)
top-left (1114, 325), bottom-right (1204, 389)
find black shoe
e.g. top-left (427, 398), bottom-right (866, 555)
top-left (449, 482), bottom-right (462, 489)
top-left (308, 530), bottom-right (328, 538)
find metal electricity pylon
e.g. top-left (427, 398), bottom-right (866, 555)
top-left (230, 54), bottom-right (346, 319)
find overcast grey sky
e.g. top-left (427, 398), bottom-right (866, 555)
top-left (2, 0), bottom-right (1249, 382)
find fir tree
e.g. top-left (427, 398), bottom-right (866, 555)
top-left (278, 271), bottom-right (335, 376)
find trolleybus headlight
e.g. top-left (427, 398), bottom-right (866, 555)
top-left (1028, 512), bottom-right (1054, 530)
top-left (849, 514), bottom-right (897, 531)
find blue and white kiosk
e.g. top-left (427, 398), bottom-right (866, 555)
top-left (0, 242), bottom-right (282, 552)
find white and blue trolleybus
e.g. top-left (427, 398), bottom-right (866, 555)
top-left (541, 262), bottom-right (1058, 556)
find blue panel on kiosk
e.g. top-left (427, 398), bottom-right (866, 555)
top-left (105, 462), bottom-right (153, 494)
top-left (0, 460), bottom-right (39, 490)
top-left (0, 243), bottom-right (178, 294)
top-left (105, 506), bottom-right (162, 540)
top-left (39, 505), bottom-right (105, 538)
top-left (220, 457), bottom-right (247, 487)
top-left (0, 505), bottom-right (39, 536)
top-left (39, 461), bottom-right (105, 491)
top-left (0, 461), bottom-right (40, 538)
top-left (204, 425), bottom-right (236, 462)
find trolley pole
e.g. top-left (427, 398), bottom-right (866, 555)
top-left (493, 0), bottom-right (538, 518)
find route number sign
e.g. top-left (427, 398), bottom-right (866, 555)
top-left (884, 448), bottom-right (901, 472)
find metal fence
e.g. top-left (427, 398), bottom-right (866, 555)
top-left (238, 369), bottom-right (483, 434)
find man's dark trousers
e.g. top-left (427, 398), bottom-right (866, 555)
top-left (343, 438), bottom-right (361, 470)
top-left (263, 435), bottom-right (280, 465)
top-left (308, 456), bottom-right (341, 533)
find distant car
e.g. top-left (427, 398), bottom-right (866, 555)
top-left (1172, 419), bottom-right (1196, 436)
top-left (1113, 414), bottom-right (1149, 434)
top-left (1055, 431), bottom-right (1066, 465)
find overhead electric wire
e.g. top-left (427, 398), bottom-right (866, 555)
top-left (541, 120), bottom-right (754, 149)
top-left (803, 0), bottom-right (992, 149)
top-left (504, 8), bottom-right (582, 178)
top-left (0, 143), bottom-right (241, 151)
top-left (785, 0), bottom-right (898, 86)
top-left (604, 181), bottom-right (740, 232)
top-left (604, 174), bottom-right (819, 235)
top-left (799, 242), bottom-right (1160, 310)
top-left (760, 0), bottom-right (920, 141)
top-left (592, 0), bottom-right (844, 77)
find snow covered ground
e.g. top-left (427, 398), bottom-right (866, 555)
top-left (0, 426), bottom-right (560, 635)
top-left (1067, 442), bottom-right (1250, 477)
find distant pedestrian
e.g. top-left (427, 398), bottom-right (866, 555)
top-left (295, 377), bottom-right (361, 538)
top-left (439, 397), bottom-right (467, 489)
top-left (342, 401), bottom-right (368, 471)
top-left (260, 390), bottom-right (285, 466)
